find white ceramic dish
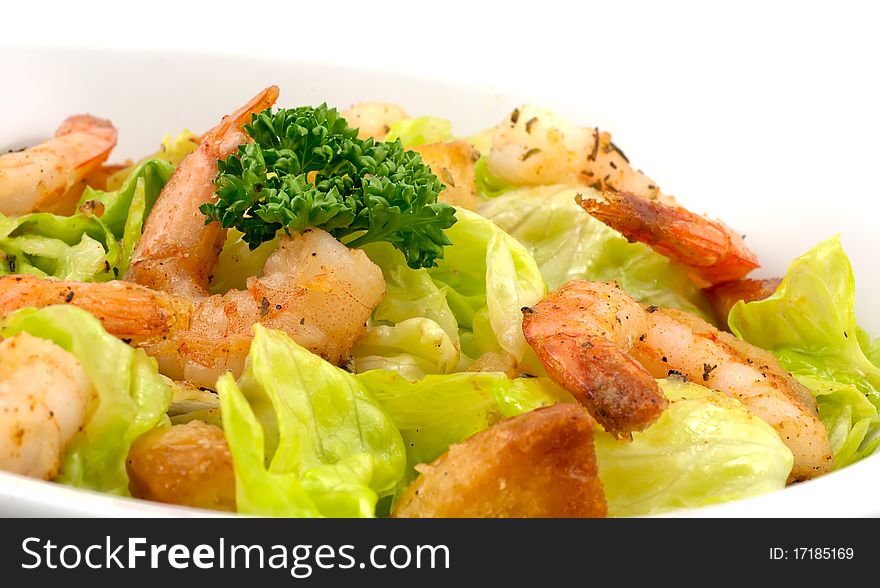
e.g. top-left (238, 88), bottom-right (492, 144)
top-left (1, 47), bottom-right (878, 517)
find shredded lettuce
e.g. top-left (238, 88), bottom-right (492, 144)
top-left (385, 116), bottom-right (453, 147)
top-left (0, 159), bottom-right (174, 281)
top-left (0, 306), bottom-right (171, 495)
top-left (217, 326), bottom-right (405, 517)
top-left (728, 236), bottom-right (880, 468)
top-left (480, 185), bottom-right (716, 323)
top-left (357, 370), bottom-right (571, 499)
top-left (596, 379), bottom-right (793, 516)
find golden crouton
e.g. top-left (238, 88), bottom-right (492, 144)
top-left (393, 404), bottom-right (607, 518)
top-left (127, 421), bottom-right (235, 512)
top-left (411, 141), bottom-right (479, 210)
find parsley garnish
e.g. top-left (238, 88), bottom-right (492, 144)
top-left (199, 104), bottom-right (456, 269)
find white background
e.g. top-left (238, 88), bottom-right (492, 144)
top-left (3, 0), bottom-right (880, 327)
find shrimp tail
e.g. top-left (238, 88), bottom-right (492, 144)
top-left (0, 115), bottom-right (118, 216)
top-left (210, 85), bottom-right (280, 144)
top-left (522, 298), bottom-right (668, 437)
top-left (577, 191), bottom-right (759, 285)
top-left (0, 275), bottom-right (191, 345)
top-left (704, 278), bottom-right (782, 329)
top-left (126, 86), bottom-right (280, 298)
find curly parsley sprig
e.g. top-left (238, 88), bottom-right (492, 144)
top-left (199, 104), bottom-right (457, 269)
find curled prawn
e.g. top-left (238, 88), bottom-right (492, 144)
top-left (0, 333), bottom-right (94, 480)
top-left (126, 86), bottom-right (280, 299)
top-left (0, 115), bottom-right (118, 216)
top-left (523, 280), bottom-right (832, 481)
top-left (486, 105), bottom-right (667, 201)
top-left (0, 88), bottom-right (386, 390)
top-left (0, 229), bottom-right (385, 390)
top-left (577, 191), bottom-right (760, 286)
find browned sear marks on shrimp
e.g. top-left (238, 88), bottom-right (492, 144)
top-left (522, 280), bottom-right (668, 436)
top-left (523, 279), bottom-right (832, 481)
top-left (393, 404), bottom-right (606, 518)
top-left (577, 191), bottom-right (760, 286)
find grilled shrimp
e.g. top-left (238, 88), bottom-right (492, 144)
top-left (145, 228), bottom-right (385, 388)
top-left (523, 280), bottom-right (832, 481)
top-left (522, 281), bottom-right (669, 436)
top-left (0, 276), bottom-right (191, 346)
top-left (0, 229), bottom-right (384, 390)
top-left (578, 191), bottom-right (760, 286)
top-left (0, 333), bottom-right (94, 480)
top-left (0, 115), bottom-right (118, 215)
top-left (486, 105), bottom-right (665, 201)
top-left (0, 88), bottom-right (385, 389)
top-left (341, 102), bottom-right (408, 140)
top-left (126, 86), bottom-right (280, 299)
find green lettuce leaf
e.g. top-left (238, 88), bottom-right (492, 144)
top-left (217, 325), bottom-right (406, 517)
top-left (350, 318), bottom-right (460, 381)
top-left (0, 306), bottom-right (171, 495)
top-left (596, 379), bottom-right (793, 517)
top-left (359, 211), bottom-right (546, 375)
top-left (0, 211), bottom-right (118, 281)
top-left (356, 241), bottom-right (462, 379)
top-left (363, 368), bottom-right (788, 514)
top-left (0, 159), bottom-right (174, 282)
top-left (428, 207), bottom-right (547, 367)
top-left (728, 236), bottom-right (880, 468)
top-left (474, 155), bottom-right (515, 199)
top-left (357, 370), bottom-right (571, 498)
top-left (385, 116), bottom-right (453, 146)
top-left (479, 185), bottom-right (716, 322)
top-left (78, 159), bottom-right (174, 239)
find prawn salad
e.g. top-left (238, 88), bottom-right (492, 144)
top-left (0, 87), bottom-right (877, 518)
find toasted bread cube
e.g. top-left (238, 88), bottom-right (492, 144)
top-left (412, 141), bottom-right (479, 210)
top-left (127, 421), bottom-right (235, 512)
top-left (393, 404), bottom-right (606, 518)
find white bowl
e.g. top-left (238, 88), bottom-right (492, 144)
top-left (1, 47), bottom-right (878, 517)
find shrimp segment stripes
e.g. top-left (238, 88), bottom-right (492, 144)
top-left (523, 280), bottom-right (832, 481)
top-left (523, 281), bottom-right (668, 437)
top-left (0, 115), bottom-right (118, 216)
